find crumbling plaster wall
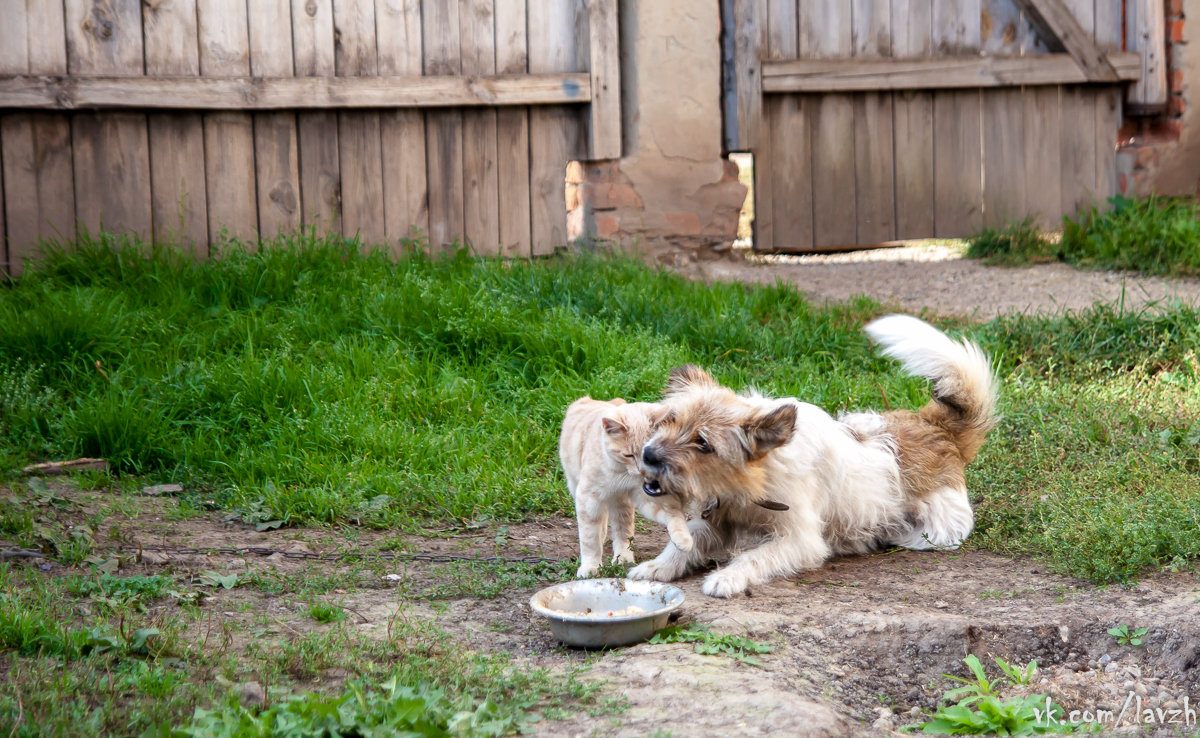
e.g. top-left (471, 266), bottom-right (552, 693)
top-left (574, 0), bottom-right (747, 262)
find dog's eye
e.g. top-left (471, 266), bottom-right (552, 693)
top-left (695, 434), bottom-right (713, 454)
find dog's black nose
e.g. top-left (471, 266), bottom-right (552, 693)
top-left (642, 444), bottom-right (663, 468)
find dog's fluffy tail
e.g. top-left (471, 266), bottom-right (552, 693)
top-left (865, 315), bottom-right (996, 463)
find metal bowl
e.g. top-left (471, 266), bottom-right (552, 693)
top-left (529, 578), bottom-right (685, 649)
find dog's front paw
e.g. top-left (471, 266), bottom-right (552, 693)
top-left (576, 563), bottom-right (598, 578)
top-left (667, 525), bottom-right (694, 553)
top-left (611, 549), bottom-right (636, 566)
top-left (628, 559), bottom-right (677, 582)
top-left (701, 569), bottom-right (749, 598)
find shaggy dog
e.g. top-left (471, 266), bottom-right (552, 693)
top-left (560, 397), bottom-right (693, 578)
top-left (628, 315), bottom-right (997, 598)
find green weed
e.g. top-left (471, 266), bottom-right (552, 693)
top-left (1107, 624), bottom-right (1148, 646)
top-left (912, 656), bottom-right (1081, 735)
top-left (648, 625), bottom-right (774, 667)
top-left (306, 601), bottom-right (347, 624)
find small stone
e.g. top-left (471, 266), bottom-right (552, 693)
top-left (1162, 700), bottom-right (1180, 710)
top-left (1133, 683), bottom-right (1149, 697)
top-left (871, 708), bottom-right (895, 732)
top-left (1087, 660), bottom-right (1098, 670)
top-left (383, 574), bottom-right (402, 582)
top-left (1125, 665), bottom-right (1142, 678)
top-left (933, 601), bottom-right (949, 609)
top-left (141, 483), bottom-right (183, 496)
top-left (1105, 662), bottom-right (1120, 674)
top-left (1063, 661), bottom-right (1082, 672)
top-left (237, 681), bottom-right (266, 708)
top-left (1098, 654), bottom-right (1113, 666)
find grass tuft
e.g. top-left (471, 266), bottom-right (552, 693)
top-left (966, 217), bottom-right (1059, 266)
top-left (967, 195), bottom-right (1200, 277)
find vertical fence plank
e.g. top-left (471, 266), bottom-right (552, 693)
top-left (982, 87), bottom-right (1026, 227)
top-left (764, 0), bottom-right (811, 251)
top-left (586, 0), bottom-right (620, 159)
top-left (1094, 0), bottom-right (1121, 204)
top-left (1127, 0), bottom-right (1167, 109)
top-left (803, 0), bottom-right (856, 247)
top-left (751, 0), bottom-right (785, 251)
top-left (292, 0), bottom-right (341, 236)
top-left (3, 1), bottom-right (74, 275)
top-left (0, 131), bottom-right (6, 276)
top-left (144, 0), bottom-right (208, 255)
top-left (1, 116), bottom-right (76, 269)
top-left (460, 0), bottom-right (501, 255)
top-left (853, 0), bottom-right (896, 245)
top-left (1059, 0), bottom-right (1095, 216)
top-left (334, 0), bottom-right (386, 247)
top-left (1022, 85), bottom-right (1062, 227)
top-left (932, 0), bottom-right (982, 237)
top-left (424, 0), bottom-right (466, 253)
top-left (198, 0), bottom-right (259, 246)
top-left (249, 0), bottom-right (302, 239)
top-left (892, 0), bottom-right (935, 239)
top-left (495, 0), bottom-right (532, 256)
top-left (66, 0), bottom-right (153, 243)
top-left (27, 2), bottom-right (68, 73)
top-left (377, 0), bottom-right (429, 252)
top-left (0, 1), bottom-right (30, 75)
top-left (527, 1), bottom-right (585, 255)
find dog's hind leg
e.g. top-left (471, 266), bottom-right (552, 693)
top-left (700, 515), bottom-right (831, 598)
top-left (892, 487), bottom-right (974, 550)
top-left (627, 520), bottom-right (722, 582)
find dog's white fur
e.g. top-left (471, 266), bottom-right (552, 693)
top-left (560, 397), bottom-right (693, 578)
top-left (629, 315), bottom-right (996, 597)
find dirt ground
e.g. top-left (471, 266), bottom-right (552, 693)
top-left (9, 480), bottom-right (1199, 737)
top-left (677, 243), bottom-right (1200, 320)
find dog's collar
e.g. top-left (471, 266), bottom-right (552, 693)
top-left (701, 496), bottom-right (789, 517)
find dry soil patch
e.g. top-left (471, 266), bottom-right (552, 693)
top-left (7, 481), bottom-right (1199, 736)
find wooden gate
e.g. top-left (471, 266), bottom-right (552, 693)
top-left (0, 0), bottom-right (620, 276)
top-left (726, 0), bottom-right (1146, 252)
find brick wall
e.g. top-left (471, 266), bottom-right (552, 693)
top-left (1117, 0), bottom-right (1195, 197)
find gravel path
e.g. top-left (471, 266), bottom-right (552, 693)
top-left (683, 244), bottom-right (1200, 320)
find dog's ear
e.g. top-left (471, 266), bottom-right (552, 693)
top-left (665, 364), bottom-right (716, 396)
top-left (743, 404), bottom-right (796, 460)
top-left (601, 416), bottom-right (628, 437)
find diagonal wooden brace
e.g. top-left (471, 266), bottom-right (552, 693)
top-left (1014, 0), bottom-right (1121, 82)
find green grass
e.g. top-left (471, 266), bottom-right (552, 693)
top-left (0, 560), bottom-right (601, 737)
top-left (1064, 195), bottom-right (1200, 277)
top-left (1, 231), bottom-right (1198, 586)
top-left (966, 217), bottom-right (1059, 266)
top-left (967, 195), bottom-right (1200, 276)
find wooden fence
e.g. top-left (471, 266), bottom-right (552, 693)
top-left (0, 0), bottom-right (620, 276)
top-left (726, 0), bottom-right (1153, 252)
